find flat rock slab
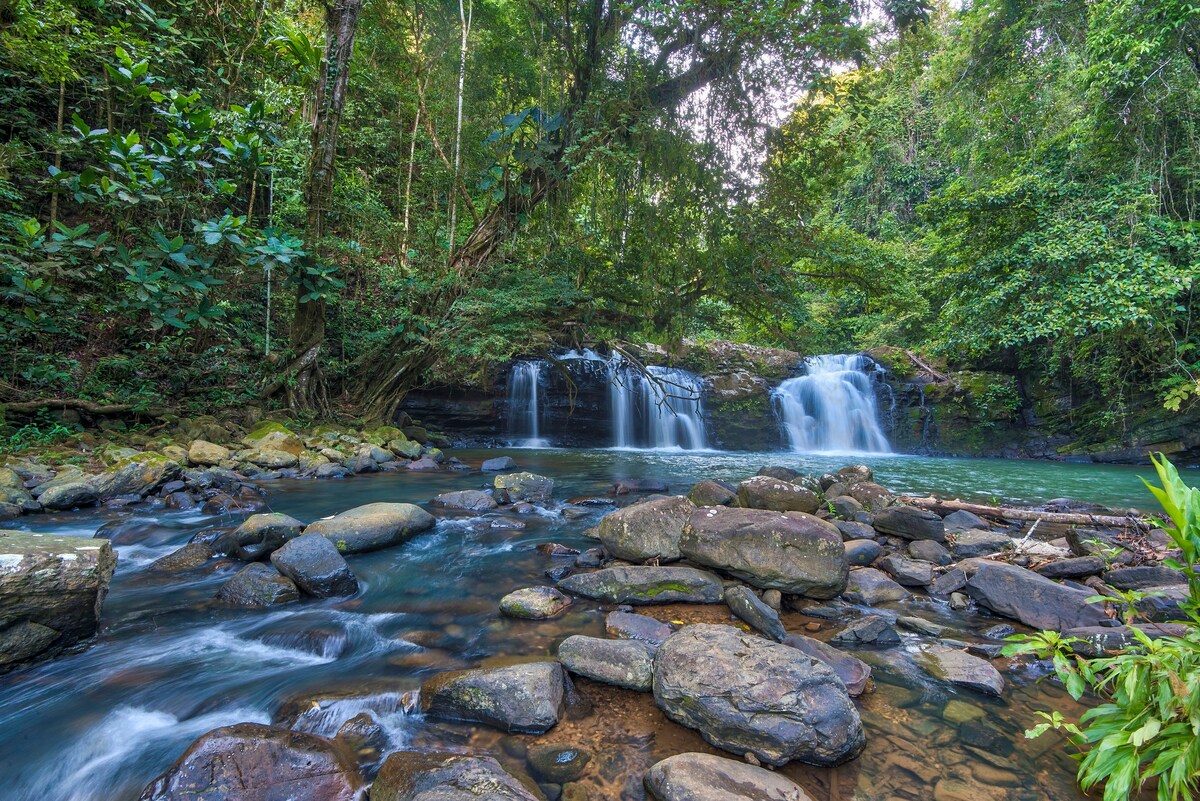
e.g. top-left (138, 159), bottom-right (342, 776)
top-left (558, 566), bottom-right (723, 605)
top-left (606, 611), bottom-right (673, 645)
top-left (1035, 556), bottom-right (1106, 579)
top-left (138, 723), bottom-right (363, 801)
top-left (681, 507), bottom-right (847, 598)
top-left (964, 559), bottom-right (1107, 631)
top-left (653, 624), bottom-right (865, 766)
top-left (371, 752), bottom-right (537, 801)
top-left (558, 634), bottom-right (655, 690)
top-left (499, 586), bottom-right (573, 619)
top-left (304, 502), bottom-right (435, 554)
top-left (725, 585), bottom-right (786, 641)
top-left (481, 457), bottom-right (517, 471)
top-left (595, 495), bottom-right (694, 562)
top-left (645, 752), bottom-right (814, 801)
top-left (843, 567), bottom-right (909, 605)
top-left (420, 662), bottom-right (566, 733)
top-left (0, 530), bottom-right (116, 671)
top-left (947, 530), bottom-right (1013, 559)
top-left (915, 644), bottom-right (1005, 697)
top-left (781, 633), bottom-right (872, 697)
top-left (1104, 565), bottom-right (1187, 589)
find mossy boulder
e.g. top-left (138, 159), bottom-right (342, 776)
top-left (557, 566), bottom-right (724, 605)
top-left (420, 662), bottom-right (567, 733)
top-left (241, 421), bottom-right (304, 456)
top-left (371, 752), bottom-right (537, 801)
top-left (303, 502), bottom-right (436, 554)
top-left (499, 586), bottom-right (573, 619)
top-left (90, 452), bottom-right (182, 499)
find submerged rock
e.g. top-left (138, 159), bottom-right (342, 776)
top-left (595, 495), bottom-right (694, 562)
top-left (558, 566), bottom-right (724, 605)
top-left (781, 633), bottom-right (872, 697)
top-left (0, 530), bottom-right (116, 672)
top-left (736, 475), bottom-right (821, 514)
top-left (644, 752), bottom-right (813, 801)
top-left (139, 722), bottom-right (363, 801)
top-left (499, 586), bottom-right (573, 619)
top-left (481, 456), bottom-right (517, 471)
top-left (371, 752), bottom-right (537, 801)
top-left (216, 512), bottom-right (304, 560)
top-left (149, 542), bottom-right (215, 573)
top-left (606, 610), bottom-right (673, 645)
top-left (420, 662), bottom-right (567, 733)
top-left (214, 563), bottom-right (299, 607)
top-left (724, 585), bottom-right (786, 641)
top-left (915, 643), bottom-right (1005, 697)
top-left (964, 560), bottom-right (1107, 631)
top-left (270, 533), bottom-right (359, 598)
top-left (432, 490), bottom-right (498, 512)
top-left (304, 502), bottom-right (435, 554)
top-left (681, 507), bottom-right (847, 598)
top-left (653, 624), bottom-right (865, 766)
top-left (558, 634), bottom-right (655, 690)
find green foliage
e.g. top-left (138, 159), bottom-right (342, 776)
top-left (0, 413), bottom-right (76, 454)
top-left (1003, 455), bottom-right (1200, 801)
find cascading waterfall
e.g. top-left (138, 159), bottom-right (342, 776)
top-left (611, 363), bottom-right (708, 450)
top-left (772, 354), bottom-right (891, 453)
top-left (506, 361), bottom-right (548, 447)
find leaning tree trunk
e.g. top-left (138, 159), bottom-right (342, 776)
top-left (271, 0), bottom-right (363, 411)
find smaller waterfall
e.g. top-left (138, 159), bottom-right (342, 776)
top-left (611, 363), bottom-right (708, 450)
top-left (772, 354), bottom-right (891, 453)
top-left (506, 361), bottom-right (548, 447)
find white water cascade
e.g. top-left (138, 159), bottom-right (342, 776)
top-left (506, 361), bottom-right (548, 447)
top-left (612, 364), bottom-right (708, 450)
top-left (772, 354), bottom-right (891, 453)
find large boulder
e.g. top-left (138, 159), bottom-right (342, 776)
top-left (304, 502), bottom-right (436, 554)
top-left (687, 480), bottom-right (737, 507)
top-left (37, 480), bottom-right (99, 510)
top-left (842, 567), bottom-right (909, 605)
top-left (138, 723), bottom-right (363, 801)
top-left (781, 633), bottom-right (872, 697)
top-left (652, 624), bottom-right (865, 766)
top-left (420, 662), bottom-right (567, 733)
top-left (0, 531), bottom-right (116, 672)
top-left (370, 752), bottom-right (537, 801)
top-left (871, 506), bottom-right (945, 541)
top-left (90, 452), bottom-right (182, 499)
top-left (644, 752), bottom-right (814, 801)
top-left (187, 439), bottom-right (230, 466)
top-left (680, 507), bottom-right (847, 598)
top-left (216, 513), bottom-right (303, 560)
top-left (915, 644), bottom-right (1005, 697)
top-left (241, 421), bottom-right (304, 456)
top-left (845, 482), bottom-right (894, 511)
top-left (595, 495), bottom-right (694, 562)
top-left (241, 448), bottom-right (299, 469)
top-left (736, 476), bottom-right (821, 514)
top-left (270, 533), bottom-right (359, 598)
top-left (558, 634), bottom-right (656, 690)
top-left (432, 490), bottom-right (498, 512)
top-left (493, 472), bottom-right (555, 503)
top-left (964, 560), bottom-right (1108, 630)
top-left (214, 563), bottom-right (300, 607)
top-left (558, 566), bottom-right (724, 605)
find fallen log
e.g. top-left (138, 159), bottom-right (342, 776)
top-left (0, 398), bottom-right (168, 416)
top-left (901, 496), bottom-right (1151, 530)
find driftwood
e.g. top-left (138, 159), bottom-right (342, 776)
top-left (904, 350), bottom-right (949, 383)
top-left (902, 496), bottom-right (1150, 530)
top-left (1, 398), bottom-right (168, 416)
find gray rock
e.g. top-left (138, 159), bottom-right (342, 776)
top-left (846, 482), bottom-right (894, 511)
top-left (1104, 565), bottom-right (1187, 589)
top-left (964, 560), bottom-right (1108, 631)
top-left (90, 453), bottom-right (182, 499)
top-left (948, 530), bottom-right (1013, 558)
top-left (149, 542), bottom-right (214, 573)
top-left (842, 567), bottom-right (909, 605)
top-left (653, 624), bottom-right (865, 766)
top-left (481, 456), bottom-right (517, 471)
top-left (1036, 556), bottom-right (1107, 579)
top-left (0, 531), bottom-right (116, 672)
top-left (834, 520), bottom-right (877, 541)
top-left (315, 463), bottom-right (351, 479)
top-left (242, 448), bottom-right (298, 469)
top-left (494, 472), bottom-right (554, 503)
top-left (420, 662), bottom-right (566, 733)
top-left (216, 513), bottom-right (304, 560)
top-left (644, 752), bottom-right (813, 801)
top-left (304, 502), bottom-right (436, 554)
top-left (187, 440), bottom-right (230, 466)
top-left (681, 507), bottom-right (847, 598)
top-left (878, 554), bottom-right (935, 587)
top-left (499, 586), bottom-right (573, 619)
top-left (757, 466), bottom-right (801, 481)
top-left (1061, 623), bottom-right (1190, 657)
top-left (908, 539), bottom-right (952, 565)
top-left (37, 480), bottom-right (99, 510)
top-left (781, 633), bottom-right (872, 696)
top-left (687, 480), bottom-right (736, 507)
top-left (736, 476), bottom-right (821, 514)
top-left (558, 635), bottom-right (655, 690)
top-left (371, 752), bottom-right (536, 801)
top-left (915, 643), bottom-right (1005, 697)
top-left (432, 490), bottom-right (498, 512)
top-left (724, 585), bottom-right (786, 641)
top-left (844, 541), bottom-right (883, 571)
top-left (214, 563), bottom-right (299, 607)
top-left (830, 496), bottom-right (864, 519)
top-left (872, 506), bottom-right (945, 541)
top-left (558, 566), bottom-right (724, 605)
top-left (270, 533), bottom-right (358, 598)
top-left (595, 495), bottom-right (694, 562)
top-left (943, 510), bottom-right (991, 533)
top-left (606, 611), bottom-right (672, 645)
top-left (931, 568), bottom-right (968, 595)
top-left (897, 616), bottom-right (948, 636)
top-left (836, 465), bottom-right (873, 484)
top-left (831, 615), bottom-right (901, 647)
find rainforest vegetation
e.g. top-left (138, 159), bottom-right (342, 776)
top-left (0, 0), bottom-right (1196, 422)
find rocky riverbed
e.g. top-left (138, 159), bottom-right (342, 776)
top-left (0, 439), bottom-right (1177, 800)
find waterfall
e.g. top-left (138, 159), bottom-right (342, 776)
top-left (506, 361), bottom-right (548, 447)
top-left (611, 363), bottom-right (708, 450)
top-left (772, 354), bottom-right (891, 453)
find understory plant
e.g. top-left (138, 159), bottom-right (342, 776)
top-left (1003, 454), bottom-right (1200, 800)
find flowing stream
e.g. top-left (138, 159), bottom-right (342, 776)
top-left (773, 354), bottom-right (892, 453)
top-left (0, 449), bottom-right (1165, 800)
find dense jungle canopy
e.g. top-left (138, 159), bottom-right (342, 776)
top-left (0, 0), bottom-right (1197, 424)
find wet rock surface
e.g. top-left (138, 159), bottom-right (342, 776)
top-left (558, 566), bottom-right (724, 605)
top-left (964, 559), bottom-right (1108, 630)
top-left (269, 532), bottom-right (359, 598)
top-left (595, 495), bottom-right (695, 563)
top-left (420, 662), bottom-right (567, 733)
top-left (304, 502), bottom-right (436, 554)
top-left (371, 751), bottom-right (537, 801)
top-left (214, 562), bottom-right (300, 607)
top-left (644, 752), bottom-right (813, 801)
top-left (559, 634), bottom-right (656, 690)
top-left (500, 586), bottom-right (573, 619)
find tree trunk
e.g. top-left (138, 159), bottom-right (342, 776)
top-left (273, 0), bottom-right (363, 411)
top-left (448, 0), bottom-right (472, 259)
top-left (902, 496), bottom-right (1150, 530)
